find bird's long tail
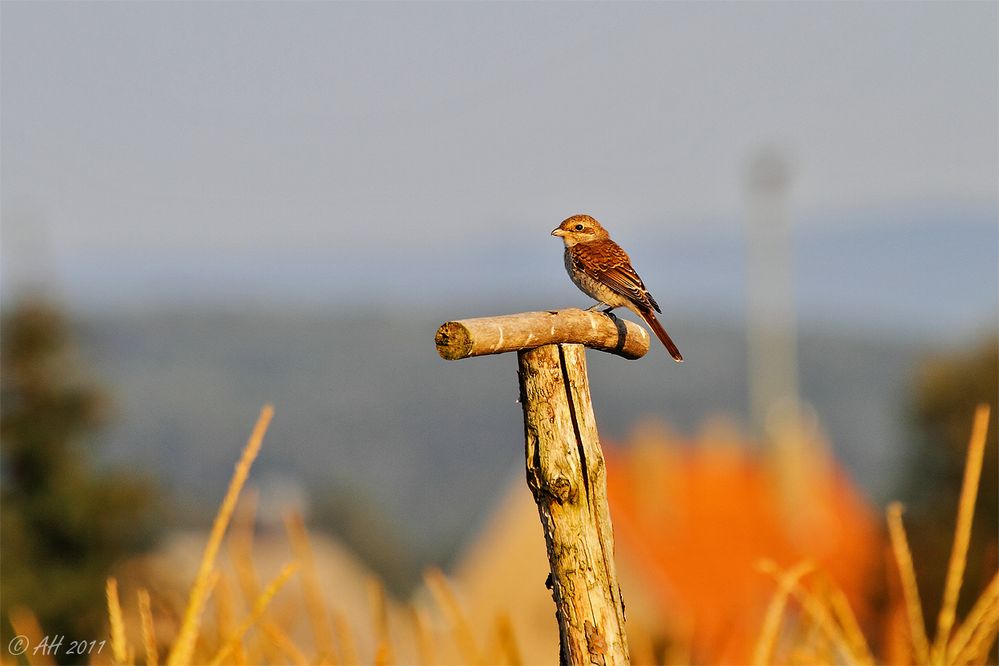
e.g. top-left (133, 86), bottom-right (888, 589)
top-left (639, 308), bottom-right (683, 362)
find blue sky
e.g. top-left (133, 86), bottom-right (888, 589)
top-left (2, 2), bottom-right (996, 326)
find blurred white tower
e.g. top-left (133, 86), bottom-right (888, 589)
top-left (745, 149), bottom-right (830, 536)
top-left (745, 148), bottom-right (801, 439)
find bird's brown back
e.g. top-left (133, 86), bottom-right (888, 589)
top-left (568, 238), bottom-right (661, 314)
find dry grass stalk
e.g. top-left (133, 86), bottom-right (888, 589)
top-left (628, 618), bottom-right (659, 664)
top-left (106, 577), bottom-right (129, 665)
top-left (752, 560), bottom-right (815, 666)
top-left (332, 611), bottom-right (360, 666)
top-left (260, 621), bottom-right (311, 666)
top-left (887, 501), bottom-right (932, 664)
top-left (424, 567), bottom-right (481, 665)
top-left (212, 574), bottom-right (248, 666)
top-left (167, 404), bottom-right (273, 666)
top-left (625, 627), bottom-right (657, 666)
top-left (409, 605), bottom-right (436, 666)
top-left (228, 490), bottom-right (261, 601)
top-left (209, 560), bottom-right (299, 666)
top-left (882, 548), bottom-right (915, 665)
top-left (227, 491), bottom-right (285, 666)
top-left (284, 510), bottom-right (336, 662)
top-left (800, 581), bottom-right (867, 664)
top-left (191, 572), bottom-right (220, 658)
top-left (947, 572), bottom-right (999, 664)
top-left (932, 404), bottom-right (991, 662)
top-left (969, 625), bottom-right (999, 666)
top-left (823, 575), bottom-right (875, 664)
top-left (493, 612), bottom-right (522, 666)
top-left (758, 561), bottom-right (866, 665)
top-left (793, 587), bottom-right (839, 660)
top-left (374, 642), bottom-right (394, 666)
top-left (968, 606), bottom-right (999, 664)
top-left (8, 607), bottom-right (54, 666)
top-left (211, 575), bottom-right (235, 646)
top-left (664, 636), bottom-right (693, 666)
top-left (136, 588), bottom-right (158, 666)
top-left (369, 578), bottom-right (394, 665)
top-left (954, 604), bottom-right (999, 665)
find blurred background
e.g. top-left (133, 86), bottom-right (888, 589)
top-left (2, 2), bottom-right (996, 664)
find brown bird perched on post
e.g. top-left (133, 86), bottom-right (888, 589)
top-left (552, 214), bottom-right (683, 362)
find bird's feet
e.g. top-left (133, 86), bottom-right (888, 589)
top-left (585, 303), bottom-right (617, 314)
top-left (585, 303), bottom-right (618, 319)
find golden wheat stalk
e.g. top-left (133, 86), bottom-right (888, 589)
top-left (801, 591), bottom-right (838, 659)
top-left (494, 612), bottom-right (523, 666)
top-left (8, 607), bottom-right (54, 666)
top-left (951, 590), bottom-right (999, 666)
top-left (260, 620), bottom-right (311, 666)
top-left (212, 573), bottom-right (249, 666)
top-left (106, 577), bottom-right (129, 665)
top-left (887, 501), bottom-right (932, 664)
top-left (823, 574), bottom-right (875, 665)
top-left (284, 510), bottom-right (336, 662)
top-left (333, 611), bottom-right (360, 666)
top-left (225, 489), bottom-right (279, 664)
top-left (410, 604), bottom-right (436, 666)
top-left (136, 588), bottom-right (158, 666)
top-left (794, 578), bottom-right (868, 664)
top-left (209, 560), bottom-right (300, 666)
top-left (369, 577), bottom-right (395, 665)
top-left (166, 404), bottom-right (273, 666)
top-left (752, 560), bottom-right (815, 665)
top-left (932, 404), bottom-right (991, 662)
top-left (228, 489), bottom-right (262, 601)
top-left (962, 601), bottom-right (999, 665)
top-left (947, 572), bottom-right (999, 664)
top-left (424, 567), bottom-right (481, 665)
top-left (756, 560), bottom-right (864, 665)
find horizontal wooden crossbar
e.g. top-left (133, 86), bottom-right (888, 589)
top-left (434, 308), bottom-right (650, 361)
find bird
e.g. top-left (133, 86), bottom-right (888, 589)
top-left (552, 214), bottom-right (683, 362)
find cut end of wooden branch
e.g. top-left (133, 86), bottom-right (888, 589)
top-left (435, 308), bottom-right (651, 360)
top-left (434, 321), bottom-right (474, 361)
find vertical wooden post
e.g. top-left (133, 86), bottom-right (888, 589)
top-left (519, 343), bottom-right (630, 665)
top-left (436, 310), bottom-right (646, 666)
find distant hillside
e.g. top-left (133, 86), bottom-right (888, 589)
top-left (28, 204), bottom-right (997, 342)
top-left (68, 307), bottom-right (944, 588)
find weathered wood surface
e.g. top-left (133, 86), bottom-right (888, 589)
top-left (518, 343), bottom-right (630, 665)
top-left (437, 309), bottom-right (634, 665)
top-left (435, 309), bottom-right (650, 361)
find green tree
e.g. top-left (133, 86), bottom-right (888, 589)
top-left (1, 299), bottom-right (159, 662)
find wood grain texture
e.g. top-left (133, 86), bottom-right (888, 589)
top-left (518, 343), bottom-right (630, 665)
top-left (435, 309), bottom-right (649, 361)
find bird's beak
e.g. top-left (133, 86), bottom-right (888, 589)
top-left (551, 228), bottom-right (566, 237)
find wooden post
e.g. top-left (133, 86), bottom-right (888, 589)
top-left (436, 308), bottom-right (647, 665)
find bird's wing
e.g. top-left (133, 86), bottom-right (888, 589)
top-left (570, 239), bottom-right (661, 313)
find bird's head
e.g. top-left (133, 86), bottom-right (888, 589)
top-left (551, 214), bottom-right (609, 246)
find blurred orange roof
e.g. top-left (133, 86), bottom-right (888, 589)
top-left (604, 419), bottom-right (883, 664)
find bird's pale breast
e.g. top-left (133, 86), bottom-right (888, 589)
top-left (564, 247), bottom-right (632, 310)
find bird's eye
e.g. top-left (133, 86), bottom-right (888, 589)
top-left (574, 224), bottom-right (584, 231)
